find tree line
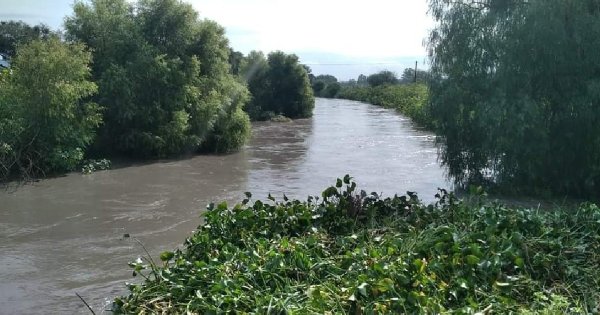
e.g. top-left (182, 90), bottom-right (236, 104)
top-left (311, 68), bottom-right (430, 99)
top-left (0, 0), bottom-right (314, 181)
top-left (306, 69), bottom-right (431, 128)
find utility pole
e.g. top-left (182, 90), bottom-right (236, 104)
top-left (414, 61), bottom-right (418, 83)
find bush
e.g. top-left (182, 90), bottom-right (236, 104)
top-left (66, 0), bottom-right (250, 158)
top-left (244, 51), bottom-right (315, 120)
top-left (367, 70), bottom-right (398, 87)
top-left (338, 84), bottom-right (432, 128)
top-left (113, 177), bottom-right (599, 314)
top-left (203, 107), bottom-right (251, 153)
top-left (0, 38), bottom-right (101, 180)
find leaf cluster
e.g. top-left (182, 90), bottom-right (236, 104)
top-left (114, 176), bottom-right (599, 314)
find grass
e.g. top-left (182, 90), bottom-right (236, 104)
top-left (113, 176), bottom-right (600, 314)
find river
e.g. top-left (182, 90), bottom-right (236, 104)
top-left (0, 98), bottom-right (450, 314)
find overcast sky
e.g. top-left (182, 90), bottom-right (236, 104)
top-left (0, 0), bottom-right (435, 80)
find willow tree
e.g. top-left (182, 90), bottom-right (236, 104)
top-left (428, 0), bottom-right (600, 197)
top-left (66, 0), bottom-right (250, 157)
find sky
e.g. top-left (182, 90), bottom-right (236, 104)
top-left (0, 0), bottom-right (435, 80)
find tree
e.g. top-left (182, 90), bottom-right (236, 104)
top-left (244, 51), bottom-right (314, 120)
top-left (267, 51), bottom-right (314, 118)
top-left (323, 82), bottom-right (341, 98)
top-left (367, 70), bottom-right (398, 87)
top-left (228, 48), bottom-right (244, 76)
top-left (241, 50), bottom-right (269, 119)
top-left (0, 38), bottom-right (101, 180)
top-left (312, 81), bottom-right (326, 96)
top-left (311, 74), bottom-right (339, 97)
top-left (400, 68), bottom-right (430, 84)
top-left (302, 64), bottom-right (315, 84)
top-left (357, 74), bottom-right (368, 86)
top-left (314, 74), bottom-right (338, 85)
top-left (66, 0), bottom-right (250, 157)
top-left (0, 21), bottom-right (54, 57)
top-left (428, 0), bottom-right (600, 197)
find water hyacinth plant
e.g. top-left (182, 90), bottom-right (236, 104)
top-left (114, 176), bottom-right (600, 314)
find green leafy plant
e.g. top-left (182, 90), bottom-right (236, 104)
top-left (113, 176), bottom-right (599, 314)
top-left (81, 158), bottom-right (111, 174)
top-left (0, 37), bottom-right (100, 180)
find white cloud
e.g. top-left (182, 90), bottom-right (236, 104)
top-left (0, 0), bottom-right (434, 79)
top-left (189, 0), bottom-right (435, 58)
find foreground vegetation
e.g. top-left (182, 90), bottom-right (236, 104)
top-left (114, 177), bottom-right (599, 313)
top-left (338, 84), bottom-right (432, 128)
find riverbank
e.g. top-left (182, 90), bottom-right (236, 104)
top-left (113, 176), bottom-right (600, 314)
top-left (0, 99), bottom-right (448, 313)
top-left (337, 84), bottom-right (432, 129)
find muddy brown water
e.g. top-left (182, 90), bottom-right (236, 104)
top-left (0, 98), bottom-right (450, 314)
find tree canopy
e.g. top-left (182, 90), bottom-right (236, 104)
top-left (312, 74), bottom-right (340, 98)
top-left (0, 21), bottom-right (54, 57)
top-left (65, 0), bottom-right (250, 157)
top-left (0, 38), bottom-right (101, 180)
top-left (244, 50), bottom-right (314, 120)
top-left (367, 70), bottom-right (398, 87)
top-left (427, 0), bottom-right (600, 197)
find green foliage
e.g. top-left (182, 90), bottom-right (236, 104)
top-left (66, 0), bottom-right (250, 157)
top-left (228, 48), bottom-right (244, 76)
top-left (339, 84), bottom-right (432, 128)
top-left (0, 38), bottom-right (100, 180)
top-left (323, 82), bottom-right (342, 98)
top-left (312, 74), bottom-right (341, 98)
top-left (244, 50), bottom-right (315, 120)
top-left (357, 74), bottom-right (368, 86)
top-left (367, 70), bottom-right (398, 87)
top-left (203, 101), bottom-right (251, 153)
top-left (81, 158), bottom-right (111, 174)
top-left (427, 0), bottom-right (600, 197)
top-left (113, 177), bottom-right (599, 313)
top-left (0, 20), bottom-right (54, 56)
top-left (312, 80), bottom-right (326, 95)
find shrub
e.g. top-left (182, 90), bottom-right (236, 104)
top-left (0, 38), bottom-right (100, 180)
top-left (113, 177), bottom-right (599, 314)
top-left (338, 84), bottom-right (432, 128)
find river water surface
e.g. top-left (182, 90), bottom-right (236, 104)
top-left (0, 98), bottom-right (449, 313)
